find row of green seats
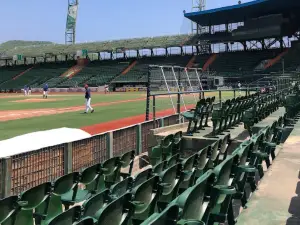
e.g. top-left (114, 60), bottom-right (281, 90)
top-left (182, 97), bottom-right (215, 135)
top-left (212, 94), bottom-right (259, 136)
top-left (243, 90), bottom-right (288, 136)
top-left (142, 119), bottom-right (283, 225)
top-left (0, 150), bottom-right (135, 225)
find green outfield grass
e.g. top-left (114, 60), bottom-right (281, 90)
top-left (0, 91), bottom-right (239, 141)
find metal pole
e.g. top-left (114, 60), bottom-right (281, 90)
top-left (184, 68), bottom-right (197, 103)
top-left (145, 68), bottom-right (151, 121)
top-left (177, 69), bottom-right (181, 114)
top-left (160, 66), bottom-right (176, 113)
top-left (153, 96), bottom-right (156, 123)
top-left (171, 67), bottom-right (187, 111)
top-left (194, 68), bottom-right (204, 91)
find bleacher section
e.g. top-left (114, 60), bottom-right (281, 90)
top-left (209, 49), bottom-right (283, 75)
top-left (75, 60), bottom-right (129, 87)
top-left (0, 62), bottom-right (76, 89)
top-left (266, 48), bottom-right (300, 73)
top-left (1, 48), bottom-right (300, 90)
top-left (0, 65), bottom-right (31, 87)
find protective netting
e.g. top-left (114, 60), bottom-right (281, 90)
top-left (147, 66), bottom-right (204, 117)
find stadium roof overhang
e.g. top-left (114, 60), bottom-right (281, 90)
top-left (184, 0), bottom-right (300, 26)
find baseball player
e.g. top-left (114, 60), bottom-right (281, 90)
top-left (104, 84), bottom-right (109, 94)
top-left (24, 85), bottom-right (28, 96)
top-left (84, 84), bottom-right (94, 113)
top-left (28, 86), bottom-right (32, 95)
top-left (43, 83), bottom-right (48, 99)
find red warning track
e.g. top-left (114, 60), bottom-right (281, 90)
top-left (81, 105), bottom-right (194, 135)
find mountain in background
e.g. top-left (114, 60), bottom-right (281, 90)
top-left (0, 40), bottom-right (53, 50)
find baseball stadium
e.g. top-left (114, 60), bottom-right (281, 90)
top-left (0, 0), bottom-right (300, 224)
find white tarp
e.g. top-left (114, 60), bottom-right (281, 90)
top-left (0, 127), bottom-right (91, 158)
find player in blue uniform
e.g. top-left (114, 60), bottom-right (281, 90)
top-left (84, 84), bottom-right (94, 113)
top-left (24, 85), bottom-right (28, 96)
top-left (43, 83), bottom-right (48, 99)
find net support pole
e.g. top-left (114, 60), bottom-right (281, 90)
top-left (195, 69), bottom-right (204, 99)
top-left (171, 67), bottom-right (187, 111)
top-left (177, 69), bottom-right (181, 114)
top-left (145, 67), bottom-right (151, 121)
top-left (184, 68), bottom-right (197, 103)
top-left (160, 67), bottom-right (176, 114)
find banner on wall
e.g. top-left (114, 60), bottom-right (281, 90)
top-left (66, 5), bottom-right (78, 29)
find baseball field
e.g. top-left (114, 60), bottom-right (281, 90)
top-left (0, 91), bottom-right (238, 141)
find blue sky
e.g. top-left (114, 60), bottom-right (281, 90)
top-left (0, 0), bottom-right (252, 43)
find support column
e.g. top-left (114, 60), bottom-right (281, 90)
top-left (1, 157), bottom-right (12, 198)
top-left (64, 143), bottom-right (73, 174)
top-left (136, 124), bottom-right (142, 155)
top-left (107, 132), bottom-right (114, 158)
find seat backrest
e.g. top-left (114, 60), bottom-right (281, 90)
top-left (160, 164), bottom-right (181, 196)
top-left (178, 170), bottom-right (213, 221)
top-left (131, 176), bottom-right (159, 214)
top-left (48, 206), bottom-right (81, 225)
top-left (80, 163), bottom-right (102, 185)
top-left (133, 168), bottom-right (153, 188)
top-left (0, 196), bottom-right (19, 224)
top-left (140, 204), bottom-right (179, 225)
top-left (120, 150), bottom-right (135, 169)
top-left (110, 177), bottom-right (133, 198)
top-left (53, 172), bottom-right (80, 195)
top-left (74, 218), bottom-right (94, 225)
top-left (20, 182), bottom-right (52, 210)
top-left (96, 193), bottom-right (132, 225)
top-left (82, 189), bottom-right (110, 219)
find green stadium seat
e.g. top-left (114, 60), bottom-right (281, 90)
top-left (173, 170), bottom-right (213, 225)
top-left (140, 204), bottom-right (180, 225)
top-left (0, 196), bottom-right (21, 224)
top-left (81, 189), bottom-right (110, 223)
top-left (18, 182), bottom-right (52, 225)
top-left (131, 176), bottom-right (160, 223)
top-left (92, 193), bottom-right (132, 225)
top-left (48, 206), bottom-right (81, 225)
top-left (110, 177), bottom-right (133, 198)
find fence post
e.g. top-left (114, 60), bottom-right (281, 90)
top-left (160, 118), bottom-right (164, 127)
top-left (107, 132), bottom-right (114, 158)
top-left (1, 157), bottom-right (12, 198)
top-left (136, 124), bottom-right (142, 155)
top-left (64, 143), bottom-right (73, 174)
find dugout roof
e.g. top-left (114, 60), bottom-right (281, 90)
top-left (184, 0), bottom-right (300, 26)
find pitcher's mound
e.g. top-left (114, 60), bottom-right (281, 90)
top-left (11, 98), bottom-right (62, 103)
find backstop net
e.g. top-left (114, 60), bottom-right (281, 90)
top-left (145, 65), bottom-right (204, 121)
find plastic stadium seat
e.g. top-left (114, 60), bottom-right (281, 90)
top-left (131, 176), bottom-right (160, 223)
top-left (173, 170), bottom-right (214, 224)
top-left (0, 196), bottom-right (20, 224)
top-left (140, 204), bottom-right (180, 225)
top-left (18, 182), bottom-right (52, 225)
top-left (133, 168), bottom-right (153, 188)
top-left (157, 163), bottom-right (182, 210)
top-left (101, 156), bottom-right (121, 187)
top-left (81, 189), bottom-right (110, 223)
top-left (92, 193), bottom-right (132, 225)
top-left (179, 154), bottom-right (198, 193)
top-left (42, 172), bottom-right (80, 224)
top-left (110, 177), bottom-right (133, 198)
top-left (48, 206), bottom-right (81, 225)
top-left (73, 218), bottom-right (95, 225)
